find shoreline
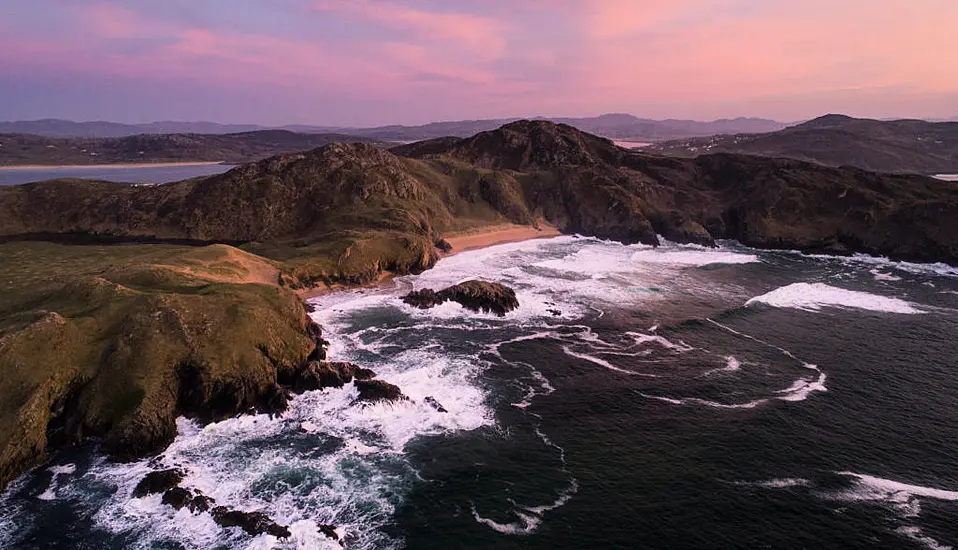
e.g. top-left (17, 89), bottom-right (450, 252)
top-left (295, 223), bottom-right (563, 300)
top-left (0, 161), bottom-right (227, 170)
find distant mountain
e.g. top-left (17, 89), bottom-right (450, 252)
top-left (315, 114), bottom-right (788, 142)
top-left (0, 130), bottom-right (383, 166)
top-left (0, 115), bottom-right (788, 142)
top-left (0, 119), bottom-right (267, 138)
top-left (646, 114), bottom-right (958, 174)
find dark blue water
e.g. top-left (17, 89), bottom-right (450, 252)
top-left (0, 164), bottom-right (232, 186)
top-left (2, 237), bottom-right (957, 549)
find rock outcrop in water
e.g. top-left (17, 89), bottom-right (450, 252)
top-left (130, 468), bottom-right (348, 543)
top-left (403, 280), bottom-right (520, 316)
top-left (355, 379), bottom-right (406, 403)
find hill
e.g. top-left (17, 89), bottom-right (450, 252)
top-left (0, 130), bottom-right (383, 166)
top-left (1, 120), bottom-right (957, 491)
top-left (0, 115), bottom-right (787, 142)
top-left (647, 114), bottom-right (958, 173)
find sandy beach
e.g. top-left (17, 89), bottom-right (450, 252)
top-left (442, 223), bottom-right (561, 255)
top-left (296, 223), bottom-right (562, 299)
top-left (0, 161), bottom-right (226, 170)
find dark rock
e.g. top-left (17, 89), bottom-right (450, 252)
top-left (424, 396), bottom-right (448, 413)
top-left (355, 379), bottom-right (406, 402)
top-left (402, 288), bottom-right (444, 309)
top-left (659, 212), bottom-right (716, 247)
top-left (257, 383), bottom-right (290, 416)
top-left (284, 361), bottom-right (377, 393)
top-left (133, 469), bottom-right (184, 498)
top-left (188, 493), bottom-right (214, 513)
top-left (547, 308), bottom-right (562, 317)
top-left (162, 487), bottom-right (193, 510)
top-left (211, 507), bottom-right (291, 539)
top-left (317, 523), bottom-right (343, 545)
top-left (306, 339), bottom-right (329, 362)
top-left (435, 238), bottom-right (453, 253)
top-left (403, 280), bottom-right (519, 316)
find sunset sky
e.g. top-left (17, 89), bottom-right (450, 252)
top-left (1, 0), bottom-right (956, 126)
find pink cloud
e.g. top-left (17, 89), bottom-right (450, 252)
top-left (313, 0), bottom-right (508, 59)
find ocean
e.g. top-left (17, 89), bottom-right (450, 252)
top-left (1, 236), bottom-right (957, 549)
top-left (0, 164), bottom-right (233, 186)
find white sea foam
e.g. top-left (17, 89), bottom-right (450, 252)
top-left (827, 472), bottom-right (958, 549)
top-left (871, 269), bottom-right (903, 282)
top-left (746, 282), bottom-right (924, 314)
top-left (630, 248), bottom-right (759, 266)
top-left (36, 463), bottom-right (77, 501)
top-left (704, 356), bottom-right (742, 376)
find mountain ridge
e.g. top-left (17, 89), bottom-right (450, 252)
top-left (0, 114), bottom-right (788, 142)
top-left (647, 114), bottom-right (958, 173)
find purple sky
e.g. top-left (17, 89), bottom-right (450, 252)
top-left (1, 0), bottom-right (956, 126)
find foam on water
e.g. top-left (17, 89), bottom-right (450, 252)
top-left (746, 282), bottom-right (924, 314)
top-left (36, 463), bottom-right (77, 501)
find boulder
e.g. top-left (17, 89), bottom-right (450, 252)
top-left (355, 379), bottom-right (406, 402)
top-left (403, 280), bottom-right (519, 316)
top-left (133, 469), bottom-right (184, 498)
top-left (211, 507), bottom-right (291, 539)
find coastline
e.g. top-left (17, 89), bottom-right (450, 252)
top-left (0, 161), bottom-right (226, 170)
top-left (442, 222), bottom-right (562, 256)
top-left (294, 223), bottom-right (563, 300)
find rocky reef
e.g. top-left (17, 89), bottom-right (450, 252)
top-left (403, 280), bottom-right (520, 316)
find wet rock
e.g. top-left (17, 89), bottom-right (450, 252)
top-left (403, 280), bottom-right (519, 316)
top-left (424, 396), bottom-right (448, 413)
top-left (435, 238), bottom-right (453, 253)
top-left (355, 379), bottom-right (406, 402)
top-left (318, 523), bottom-right (343, 546)
top-left (402, 288), bottom-right (443, 309)
top-left (189, 493), bottom-right (215, 513)
top-left (162, 487), bottom-right (193, 510)
top-left (211, 507), bottom-right (291, 539)
top-left (659, 213), bottom-right (716, 247)
top-left (133, 469), bottom-right (184, 498)
top-left (257, 383), bottom-right (290, 416)
top-left (285, 361), bottom-right (377, 393)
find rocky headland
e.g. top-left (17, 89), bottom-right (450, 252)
top-left (2, 119), bottom-right (957, 504)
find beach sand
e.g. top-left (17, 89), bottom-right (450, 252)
top-left (295, 223), bottom-right (562, 299)
top-left (442, 223), bottom-right (561, 256)
top-left (0, 161), bottom-right (226, 170)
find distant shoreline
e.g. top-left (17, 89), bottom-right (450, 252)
top-left (0, 161), bottom-right (227, 171)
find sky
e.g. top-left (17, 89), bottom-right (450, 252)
top-left (1, 0), bottom-right (956, 126)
